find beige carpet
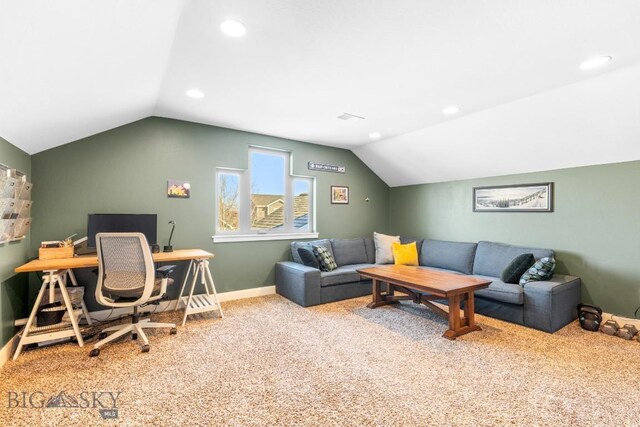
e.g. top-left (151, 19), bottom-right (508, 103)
top-left (1, 295), bottom-right (639, 426)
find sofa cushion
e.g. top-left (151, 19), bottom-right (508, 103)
top-left (473, 275), bottom-right (524, 305)
top-left (364, 237), bottom-right (375, 264)
top-left (419, 239), bottom-right (477, 275)
top-left (313, 245), bottom-right (338, 272)
top-left (501, 253), bottom-right (535, 284)
top-left (392, 242), bottom-right (419, 266)
top-left (331, 238), bottom-right (368, 266)
top-left (374, 232), bottom-right (400, 264)
top-left (291, 239), bottom-right (334, 264)
top-left (473, 241), bottom-right (554, 278)
top-left (320, 263), bottom-right (373, 287)
top-left (297, 247), bottom-right (319, 269)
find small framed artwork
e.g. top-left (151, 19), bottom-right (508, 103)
top-left (473, 183), bottom-right (553, 212)
top-left (331, 186), bottom-right (349, 204)
top-left (167, 180), bottom-right (191, 199)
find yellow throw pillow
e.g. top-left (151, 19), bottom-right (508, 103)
top-left (392, 241), bottom-right (418, 266)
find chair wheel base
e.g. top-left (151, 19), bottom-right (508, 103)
top-left (89, 349), bottom-right (100, 357)
top-left (98, 332), bottom-right (108, 340)
top-left (132, 333), bottom-right (138, 340)
top-left (141, 344), bottom-right (150, 353)
top-left (170, 327), bottom-right (177, 335)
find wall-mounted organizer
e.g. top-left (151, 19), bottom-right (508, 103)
top-left (0, 163), bottom-right (32, 244)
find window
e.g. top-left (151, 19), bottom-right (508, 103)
top-left (214, 147), bottom-right (316, 242)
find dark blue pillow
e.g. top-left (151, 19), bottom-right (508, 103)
top-left (297, 248), bottom-right (319, 269)
top-left (501, 253), bottom-right (535, 284)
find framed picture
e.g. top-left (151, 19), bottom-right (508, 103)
top-left (167, 180), bottom-right (191, 198)
top-left (331, 186), bottom-right (349, 204)
top-left (473, 183), bottom-right (553, 212)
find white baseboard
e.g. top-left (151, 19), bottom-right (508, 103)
top-left (217, 285), bottom-right (275, 302)
top-left (0, 334), bottom-right (20, 369)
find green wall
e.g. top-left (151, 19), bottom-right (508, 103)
top-left (31, 117), bottom-right (390, 310)
top-left (0, 137), bottom-right (31, 349)
top-left (389, 161), bottom-right (640, 317)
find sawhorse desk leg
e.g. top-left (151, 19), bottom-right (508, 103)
top-left (64, 269), bottom-right (92, 326)
top-left (13, 269), bottom-right (87, 361)
top-left (174, 259), bottom-right (223, 326)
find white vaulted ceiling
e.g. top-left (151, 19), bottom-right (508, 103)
top-left (1, 1), bottom-right (640, 185)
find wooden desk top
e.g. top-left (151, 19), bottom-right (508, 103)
top-left (357, 265), bottom-right (490, 296)
top-left (15, 249), bottom-right (214, 273)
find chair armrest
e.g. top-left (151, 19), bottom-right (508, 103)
top-left (275, 261), bottom-right (321, 307)
top-left (156, 264), bottom-right (176, 277)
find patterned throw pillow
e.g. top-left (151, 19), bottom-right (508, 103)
top-left (519, 257), bottom-right (556, 286)
top-left (313, 245), bottom-right (338, 272)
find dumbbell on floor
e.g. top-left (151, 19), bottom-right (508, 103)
top-left (600, 319), bottom-right (620, 336)
top-left (616, 324), bottom-right (638, 340)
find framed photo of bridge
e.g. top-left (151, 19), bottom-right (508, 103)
top-left (473, 183), bottom-right (553, 212)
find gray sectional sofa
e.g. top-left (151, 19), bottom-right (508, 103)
top-left (275, 237), bottom-right (581, 333)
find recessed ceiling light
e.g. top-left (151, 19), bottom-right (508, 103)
top-left (220, 19), bottom-right (246, 37)
top-left (186, 89), bottom-right (205, 99)
top-left (442, 106), bottom-right (460, 115)
top-left (369, 132), bottom-right (381, 139)
top-left (579, 56), bottom-right (612, 70)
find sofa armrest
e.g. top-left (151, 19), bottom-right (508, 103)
top-left (523, 274), bottom-right (581, 333)
top-left (275, 261), bottom-right (321, 307)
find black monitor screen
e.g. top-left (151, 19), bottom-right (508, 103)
top-left (87, 214), bottom-right (157, 248)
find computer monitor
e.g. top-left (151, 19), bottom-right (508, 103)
top-left (87, 214), bottom-right (158, 249)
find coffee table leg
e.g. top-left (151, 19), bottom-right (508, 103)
top-left (443, 291), bottom-right (481, 340)
top-left (368, 279), bottom-right (382, 308)
top-left (463, 291), bottom-right (476, 327)
top-left (367, 279), bottom-right (399, 308)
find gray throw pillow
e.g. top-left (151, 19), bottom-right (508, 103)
top-left (500, 253), bottom-right (535, 284)
top-left (519, 257), bottom-right (556, 286)
top-left (374, 232), bottom-right (400, 264)
top-left (298, 248), bottom-right (319, 269)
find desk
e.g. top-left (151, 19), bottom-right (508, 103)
top-left (13, 249), bottom-right (222, 360)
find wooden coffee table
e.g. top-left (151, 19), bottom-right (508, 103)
top-left (357, 265), bottom-right (491, 339)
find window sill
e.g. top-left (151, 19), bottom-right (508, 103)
top-left (212, 232), bottom-right (319, 243)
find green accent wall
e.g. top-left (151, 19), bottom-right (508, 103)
top-left (0, 137), bottom-right (31, 348)
top-left (31, 117), bottom-right (390, 311)
top-left (389, 161), bottom-right (640, 317)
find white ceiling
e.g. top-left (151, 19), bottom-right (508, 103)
top-left (1, 0), bottom-right (639, 185)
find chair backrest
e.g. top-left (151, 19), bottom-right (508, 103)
top-left (95, 232), bottom-right (156, 308)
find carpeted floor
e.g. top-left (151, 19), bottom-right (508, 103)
top-left (1, 294), bottom-right (639, 426)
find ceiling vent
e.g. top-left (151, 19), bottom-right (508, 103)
top-left (337, 112), bottom-right (365, 120)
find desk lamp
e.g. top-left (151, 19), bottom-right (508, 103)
top-left (164, 220), bottom-right (176, 252)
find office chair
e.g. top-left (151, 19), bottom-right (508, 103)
top-left (89, 232), bottom-right (177, 357)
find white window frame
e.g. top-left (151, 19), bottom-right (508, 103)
top-left (213, 146), bottom-right (317, 243)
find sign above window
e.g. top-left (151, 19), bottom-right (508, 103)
top-left (307, 162), bottom-right (345, 174)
